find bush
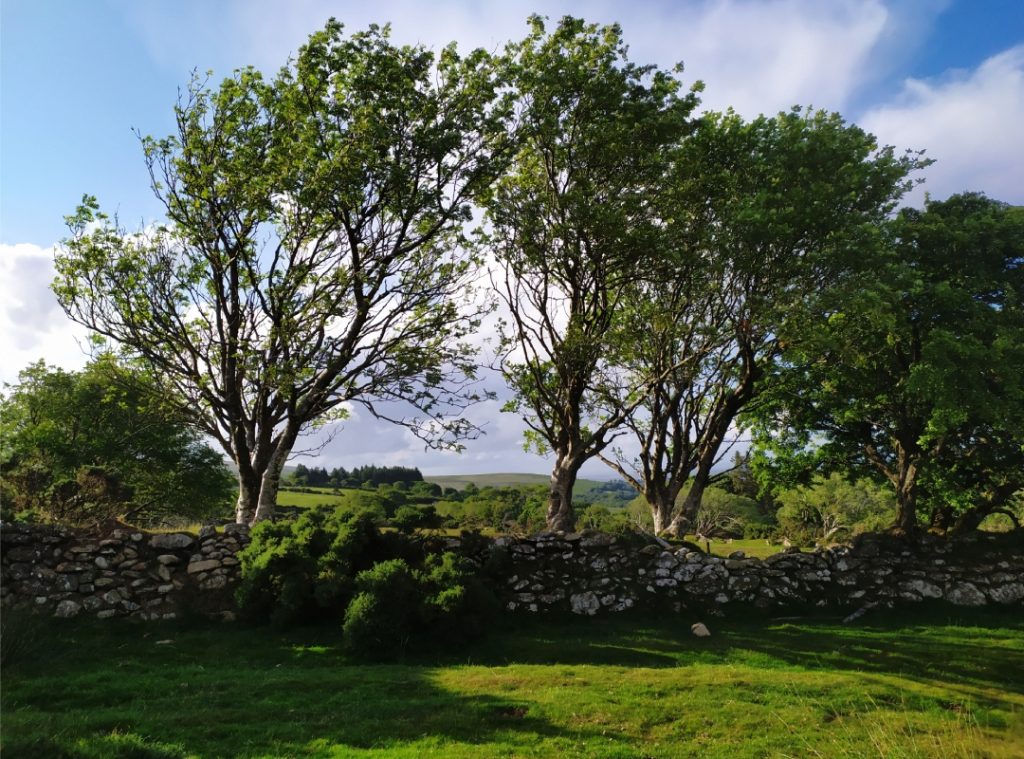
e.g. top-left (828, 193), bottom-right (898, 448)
top-left (342, 559), bottom-right (421, 658)
top-left (391, 504), bottom-right (441, 534)
top-left (743, 523), bottom-right (775, 540)
top-left (237, 505), bottom-right (499, 656)
top-left (235, 506), bottom-right (387, 627)
top-left (341, 551), bottom-right (498, 659)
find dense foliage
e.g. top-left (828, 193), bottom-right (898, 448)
top-left (602, 108), bottom-right (923, 536)
top-left (236, 504), bottom-right (498, 657)
top-left (0, 357), bottom-right (233, 526)
top-left (342, 552), bottom-right (498, 659)
top-left (753, 193), bottom-right (1024, 534)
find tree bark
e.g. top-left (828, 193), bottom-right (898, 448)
top-left (234, 468), bottom-right (260, 525)
top-left (667, 475), bottom-right (710, 537)
top-left (894, 483), bottom-right (918, 534)
top-left (252, 454), bottom-right (285, 523)
top-left (650, 498), bottom-right (674, 535)
top-left (547, 463), bottom-right (578, 532)
top-left (893, 454), bottom-right (919, 535)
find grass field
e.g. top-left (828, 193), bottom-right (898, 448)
top-left (688, 537), bottom-right (784, 559)
top-left (276, 488), bottom-right (355, 509)
top-left (3, 608), bottom-right (1021, 758)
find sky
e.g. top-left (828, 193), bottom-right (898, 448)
top-left (2, 0), bottom-right (1023, 477)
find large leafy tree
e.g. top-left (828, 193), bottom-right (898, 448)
top-left (754, 193), bottom-right (1024, 534)
top-left (0, 357), bottom-right (234, 525)
top-left (483, 15), bottom-right (699, 531)
top-left (600, 109), bottom-right (924, 535)
top-left (775, 474), bottom-right (894, 543)
top-left (54, 21), bottom-right (510, 524)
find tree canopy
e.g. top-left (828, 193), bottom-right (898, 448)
top-left (600, 108), bottom-right (924, 535)
top-left (483, 15), bottom-right (700, 530)
top-left (0, 357), bottom-right (234, 525)
top-left (753, 193), bottom-right (1024, 533)
top-left (54, 20), bottom-right (511, 524)
top-left (43, 14), bottom-right (1022, 538)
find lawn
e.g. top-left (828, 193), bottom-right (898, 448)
top-left (2, 608), bottom-right (1021, 758)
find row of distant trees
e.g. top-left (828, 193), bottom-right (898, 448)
top-left (289, 464), bottom-right (424, 489)
top-left (40, 16), bottom-right (1023, 535)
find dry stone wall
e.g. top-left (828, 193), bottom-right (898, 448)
top-left (1, 522), bottom-right (248, 621)
top-left (2, 522), bottom-right (1022, 621)
top-left (472, 531), bottom-right (1024, 615)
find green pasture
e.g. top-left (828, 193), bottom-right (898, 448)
top-left (276, 488), bottom-right (355, 509)
top-left (3, 608), bottom-right (1021, 758)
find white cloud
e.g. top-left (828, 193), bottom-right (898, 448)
top-left (119, 0), bottom-right (932, 119)
top-left (861, 45), bottom-right (1024, 206)
top-left (639, 0), bottom-right (891, 116)
top-left (0, 244), bottom-right (92, 387)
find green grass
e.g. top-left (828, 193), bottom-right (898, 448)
top-left (3, 608), bottom-right (1022, 758)
top-left (276, 488), bottom-right (356, 509)
top-left (685, 537), bottom-right (786, 559)
top-left (425, 472), bottom-right (554, 490)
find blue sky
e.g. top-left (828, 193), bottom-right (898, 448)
top-left (2, 0), bottom-right (1023, 475)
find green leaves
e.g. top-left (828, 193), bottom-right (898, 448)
top-left (0, 357), bottom-right (233, 525)
top-left (53, 20), bottom-right (512, 521)
top-left (754, 193), bottom-right (1024, 530)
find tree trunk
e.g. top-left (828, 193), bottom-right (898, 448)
top-left (894, 484), bottom-right (918, 534)
top-left (650, 497), bottom-right (674, 535)
top-left (234, 468), bottom-right (260, 524)
top-left (547, 463), bottom-right (578, 532)
top-left (646, 480), bottom-right (683, 535)
top-left (252, 456), bottom-right (284, 523)
top-left (667, 476), bottom-right (710, 537)
top-left (252, 429), bottom-right (299, 524)
top-left (893, 456), bottom-right (919, 535)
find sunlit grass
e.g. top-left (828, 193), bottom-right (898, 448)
top-left (2, 608), bottom-right (1021, 758)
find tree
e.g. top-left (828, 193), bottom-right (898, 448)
top-left (599, 109), bottom-right (924, 535)
top-left (754, 193), bottom-right (1024, 533)
top-left (775, 474), bottom-right (894, 543)
top-left (483, 15), bottom-right (700, 530)
top-left (54, 21), bottom-right (511, 524)
top-left (0, 357), bottom-right (233, 525)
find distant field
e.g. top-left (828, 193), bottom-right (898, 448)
top-left (424, 473), bottom-right (622, 498)
top-left (425, 472), bottom-right (551, 490)
top-left (276, 488), bottom-right (355, 508)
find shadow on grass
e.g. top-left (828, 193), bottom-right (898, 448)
top-left (439, 604), bottom-right (1024, 697)
top-left (0, 619), bottom-right (601, 758)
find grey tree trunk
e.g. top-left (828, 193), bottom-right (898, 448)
top-left (234, 469), bottom-right (260, 525)
top-left (651, 499), bottom-right (674, 535)
top-left (667, 477), bottom-right (710, 537)
top-left (547, 464), bottom-right (578, 532)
